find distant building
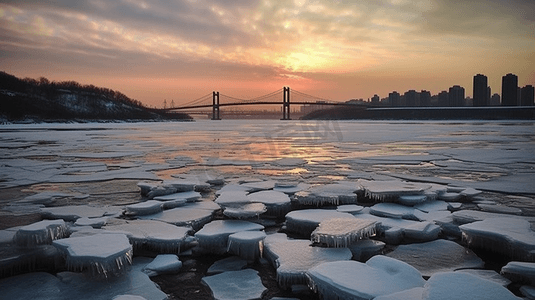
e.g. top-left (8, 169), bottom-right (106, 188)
top-left (490, 93), bottom-right (501, 106)
top-left (371, 94), bottom-right (380, 104)
top-left (420, 90), bottom-right (431, 106)
top-left (437, 91), bottom-right (448, 106)
top-left (473, 74), bottom-right (488, 106)
top-left (404, 90), bottom-right (418, 107)
top-left (502, 73), bottom-right (518, 106)
top-left (448, 85), bottom-right (465, 107)
top-left (521, 85), bottom-right (534, 106)
top-left (389, 91), bottom-right (401, 106)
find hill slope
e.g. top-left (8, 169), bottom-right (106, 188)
top-left (0, 72), bottom-right (191, 122)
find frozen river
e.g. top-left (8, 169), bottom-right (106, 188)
top-left (1, 119), bottom-right (535, 300)
top-left (1, 119), bottom-right (534, 195)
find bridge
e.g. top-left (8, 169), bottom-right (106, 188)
top-left (157, 87), bottom-right (366, 120)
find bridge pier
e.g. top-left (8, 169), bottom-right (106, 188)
top-left (212, 91), bottom-right (221, 120)
top-left (282, 86), bottom-right (291, 120)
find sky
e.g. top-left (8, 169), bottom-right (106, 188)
top-left (0, 0), bottom-right (534, 107)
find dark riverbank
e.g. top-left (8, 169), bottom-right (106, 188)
top-left (302, 106), bottom-right (535, 120)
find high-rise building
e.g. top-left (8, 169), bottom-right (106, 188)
top-left (371, 94), bottom-right (380, 104)
top-left (490, 93), bottom-right (501, 106)
top-left (437, 91), bottom-right (448, 106)
top-left (404, 90), bottom-right (418, 106)
top-left (448, 85), bottom-right (465, 107)
top-left (473, 74), bottom-right (488, 106)
top-left (502, 73), bottom-right (518, 106)
top-left (420, 90), bottom-right (431, 106)
top-left (521, 85), bottom-right (534, 106)
top-left (389, 91), bottom-right (401, 106)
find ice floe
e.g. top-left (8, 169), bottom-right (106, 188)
top-left (501, 261), bottom-right (535, 284)
top-left (357, 179), bottom-right (431, 202)
top-left (140, 206), bottom-right (214, 230)
top-left (194, 220), bottom-right (264, 254)
top-left (202, 269), bottom-right (266, 300)
top-left (263, 233), bottom-right (352, 288)
top-left (227, 230), bottom-right (267, 261)
top-left (306, 256), bottom-right (425, 300)
top-left (348, 239), bottom-right (385, 261)
top-left (311, 218), bottom-right (376, 247)
top-left (40, 205), bottom-right (122, 222)
top-left (53, 233), bottom-right (133, 277)
top-left (142, 254), bottom-right (182, 277)
top-left (222, 203), bottom-right (267, 219)
top-left (460, 217), bottom-right (535, 261)
top-left (105, 219), bottom-right (191, 254)
top-left (292, 182), bottom-right (358, 206)
top-left (207, 256), bottom-right (248, 275)
top-left (13, 219), bottom-right (68, 247)
top-left (285, 209), bottom-right (356, 237)
top-left (248, 190), bottom-right (292, 217)
top-left (125, 200), bottom-right (164, 216)
top-left (386, 239), bottom-right (484, 277)
top-left (421, 272), bottom-right (520, 300)
top-left (74, 217), bottom-right (108, 228)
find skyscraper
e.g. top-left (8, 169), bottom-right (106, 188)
top-left (420, 90), bottom-right (431, 106)
top-left (389, 91), bottom-right (400, 106)
top-left (521, 85), bottom-right (534, 106)
top-left (437, 91), bottom-right (448, 106)
top-left (473, 74), bottom-right (488, 106)
top-left (448, 85), bottom-right (465, 107)
top-left (502, 73), bottom-right (518, 106)
top-left (404, 90), bottom-right (418, 107)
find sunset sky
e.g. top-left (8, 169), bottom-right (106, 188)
top-left (1, 0), bottom-right (534, 107)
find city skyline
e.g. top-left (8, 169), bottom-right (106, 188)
top-left (1, 0), bottom-right (534, 107)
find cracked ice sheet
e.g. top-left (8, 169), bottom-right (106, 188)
top-left (385, 239), bottom-right (484, 277)
top-left (263, 233), bottom-right (352, 288)
top-left (307, 256), bottom-right (425, 300)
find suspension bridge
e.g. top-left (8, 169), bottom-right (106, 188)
top-left (157, 87), bottom-right (366, 120)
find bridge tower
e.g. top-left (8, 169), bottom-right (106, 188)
top-left (212, 91), bottom-right (221, 120)
top-left (282, 87), bottom-right (291, 120)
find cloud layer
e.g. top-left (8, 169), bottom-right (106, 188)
top-left (1, 0), bottom-right (533, 105)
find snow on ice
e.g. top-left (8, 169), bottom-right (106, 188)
top-left (386, 239), bottom-right (484, 277)
top-left (53, 233), bottom-right (133, 277)
top-left (311, 218), bottom-right (377, 248)
top-left (263, 233), bottom-right (352, 288)
top-left (13, 219), bottom-right (68, 247)
top-left (202, 269), bottom-right (266, 300)
top-left (460, 217), bottom-right (535, 261)
top-left (194, 220), bottom-right (264, 254)
top-left (306, 256), bottom-right (426, 300)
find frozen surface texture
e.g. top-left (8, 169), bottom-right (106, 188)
top-left (501, 261), bottom-right (535, 284)
top-left (460, 217), bottom-right (535, 261)
top-left (285, 209), bottom-right (355, 237)
top-left (40, 205), bottom-right (122, 222)
top-left (202, 269), bottom-right (266, 300)
top-left (53, 233), bottom-right (133, 277)
top-left (248, 190), bottom-right (292, 217)
top-left (142, 254), bottom-right (182, 277)
top-left (207, 256), bottom-right (248, 275)
top-left (311, 218), bottom-right (377, 248)
top-left (227, 230), bottom-right (266, 261)
top-left (105, 219), bottom-right (190, 254)
top-left (223, 203), bottom-right (267, 219)
top-left (422, 272), bottom-right (520, 300)
top-left (195, 220), bottom-right (264, 254)
top-left (264, 233), bottom-right (352, 288)
top-left (358, 179), bottom-right (431, 202)
top-left (13, 219), bottom-right (68, 247)
top-left (306, 256), bottom-right (425, 300)
top-left (386, 239), bottom-right (484, 277)
top-left (140, 206), bottom-right (214, 230)
top-left (125, 200), bottom-right (163, 216)
top-left (292, 182), bottom-right (358, 206)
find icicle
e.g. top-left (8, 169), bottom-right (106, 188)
top-left (13, 220), bottom-right (68, 247)
top-left (311, 218), bottom-right (377, 248)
